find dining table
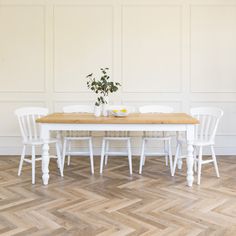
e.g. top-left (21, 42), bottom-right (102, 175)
top-left (37, 112), bottom-right (199, 186)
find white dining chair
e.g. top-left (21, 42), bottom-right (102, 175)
top-left (172, 107), bottom-right (223, 185)
top-left (100, 105), bottom-right (135, 175)
top-left (15, 107), bottom-right (63, 184)
top-left (62, 105), bottom-right (94, 174)
top-left (138, 105), bottom-right (174, 175)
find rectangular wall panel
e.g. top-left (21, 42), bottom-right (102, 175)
top-left (0, 5), bottom-right (45, 92)
top-left (190, 5), bottom-right (236, 92)
top-left (53, 5), bottom-right (113, 92)
top-left (122, 5), bottom-right (182, 92)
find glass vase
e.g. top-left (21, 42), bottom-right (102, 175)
top-left (102, 97), bottom-right (109, 116)
top-left (94, 105), bottom-right (102, 117)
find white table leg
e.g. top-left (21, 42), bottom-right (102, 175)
top-left (186, 125), bottom-right (195, 187)
top-left (56, 131), bottom-right (63, 154)
top-left (41, 125), bottom-right (50, 185)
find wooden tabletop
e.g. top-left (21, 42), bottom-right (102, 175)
top-left (36, 113), bottom-right (199, 124)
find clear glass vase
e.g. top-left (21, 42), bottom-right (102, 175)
top-left (94, 105), bottom-right (102, 117)
top-left (102, 97), bottom-right (109, 116)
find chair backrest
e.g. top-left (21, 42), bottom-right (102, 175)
top-left (190, 107), bottom-right (223, 143)
top-left (15, 107), bottom-right (48, 142)
top-left (63, 105), bottom-right (94, 113)
top-left (139, 105), bottom-right (174, 113)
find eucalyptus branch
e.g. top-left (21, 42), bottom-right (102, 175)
top-left (86, 68), bottom-right (121, 106)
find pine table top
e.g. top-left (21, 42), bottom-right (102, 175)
top-left (37, 113), bottom-right (199, 124)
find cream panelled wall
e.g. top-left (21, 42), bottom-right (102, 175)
top-left (0, 0), bottom-right (236, 155)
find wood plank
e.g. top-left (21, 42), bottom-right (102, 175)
top-left (36, 113), bottom-right (199, 124)
top-left (0, 156), bottom-right (235, 235)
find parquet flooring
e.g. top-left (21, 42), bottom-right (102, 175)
top-left (0, 155), bottom-right (235, 236)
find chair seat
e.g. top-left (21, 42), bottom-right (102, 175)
top-left (177, 138), bottom-right (214, 147)
top-left (23, 138), bottom-right (58, 145)
top-left (193, 140), bottom-right (214, 146)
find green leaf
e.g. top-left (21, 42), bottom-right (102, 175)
top-left (86, 73), bottom-right (93, 78)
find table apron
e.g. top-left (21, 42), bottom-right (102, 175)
top-left (40, 123), bottom-right (194, 132)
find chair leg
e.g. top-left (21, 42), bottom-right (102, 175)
top-left (100, 139), bottom-right (106, 174)
top-left (105, 140), bottom-right (109, 166)
top-left (177, 144), bottom-right (183, 170)
top-left (197, 146), bottom-right (203, 185)
top-left (139, 138), bottom-right (146, 174)
top-left (173, 143), bottom-right (180, 176)
top-left (62, 139), bottom-right (67, 171)
top-left (89, 139), bottom-right (94, 174)
top-left (32, 145), bottom-right (36, 184)
top-left (127, 139), bottom-right (132, 175)
top-left (67, 141), bottom-right (72, 166)
top-left (164, 140), bottom-right (168, 166)
top-left (18, 145), bottom-right (26, 176)
top-left (194, 146), bottom-right (198, 173)
top-left (142, 139), bottom-right (147, 166)
top-left (168, 139), bottom-right (173, 176)
top-left (211, 145), bottom-right (220, 178)
top-left (56, 142), bottom-right (63, 177)
top-left (56, 145), bottom-right (60, 169)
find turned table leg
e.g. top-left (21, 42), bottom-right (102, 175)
top-left (41, 125), bottom-right (50, 185)
top-left (186, 125), bottom-right (195, 187)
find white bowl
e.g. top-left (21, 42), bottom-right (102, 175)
top-left (110, 109), bottom-right (129, 117)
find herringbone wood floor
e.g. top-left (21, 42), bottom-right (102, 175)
top-left (0, 155), bottom-right (235, 236)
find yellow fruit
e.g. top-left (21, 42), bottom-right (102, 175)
top-left (113, 109), bottom-right (118, 113)
top-left (121, 109), bottom-right (127, 113)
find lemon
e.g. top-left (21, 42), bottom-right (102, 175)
top-left (113, 109), bottom-right (118, 113)
top-left (121, 109), bottom-right (127, 113)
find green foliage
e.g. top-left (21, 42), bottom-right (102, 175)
top-left (86, 68), bottom-right (121, 106)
